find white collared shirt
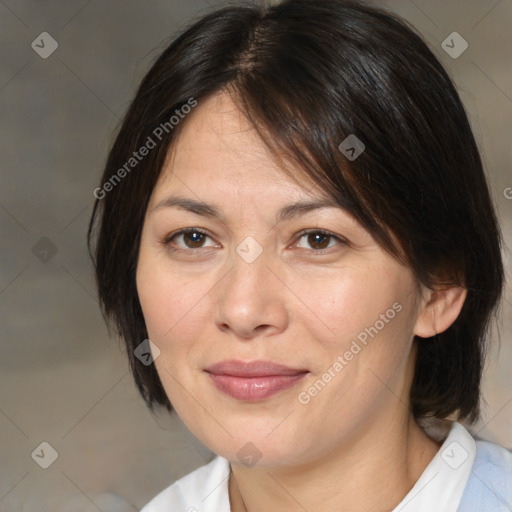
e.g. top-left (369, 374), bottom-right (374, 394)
top-left (393, 422), bottom-right (475, 511)
top-left (140, 421), bottom-right (512, 511)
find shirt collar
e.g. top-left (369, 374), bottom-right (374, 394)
top-left (392, 421), bottom-right (476, 512)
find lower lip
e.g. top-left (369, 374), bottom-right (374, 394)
top-left (207, 372), bottom-right (308, 401)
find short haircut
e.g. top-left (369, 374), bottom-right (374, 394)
top-left (88, 0), bottom-right (504, 424)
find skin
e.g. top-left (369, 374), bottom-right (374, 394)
top-left (136, 90), bottom-right (467, 512)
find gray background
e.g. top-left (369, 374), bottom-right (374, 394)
top-left (0, 0), bottom-right (511, 510)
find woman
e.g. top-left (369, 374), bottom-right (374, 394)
top-left (88, 0), bottom-right (511, 510)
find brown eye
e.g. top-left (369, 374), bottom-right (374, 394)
top-left (307, 232), bottom-right (331, 250)
top-left (165, 229), bottom-right (218, 250)
top-left (182, 230), bottom-right (207, 248)
top-left (295, 230), bottom-right (342, 251)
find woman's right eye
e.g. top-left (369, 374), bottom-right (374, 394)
top-left (164, 228), bottom-right (219, 251)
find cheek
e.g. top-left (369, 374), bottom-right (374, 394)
top-left (136, 255), bottom-right (208, 405)
top-left (296, 266), bottom-right (412, 350)
top-left (292, 264), bottom-right (421, 407)
top-left (137, 253), bottom-right (203, 343)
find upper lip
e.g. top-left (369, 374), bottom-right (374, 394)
top-left (205, 359), bottom-right (308, 377)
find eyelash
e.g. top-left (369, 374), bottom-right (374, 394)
top-left (162, 228), bottom-right (215, 253)
top-left (161, 228), bottom-right (347, 255)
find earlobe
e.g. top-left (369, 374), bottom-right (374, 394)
top-left (413, 285), bottom-right (467, 339)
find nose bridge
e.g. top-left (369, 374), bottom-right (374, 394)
top-left (225, 239), bottom-right (272, 307)
top-left (212, 238), bottom-right (288, 338)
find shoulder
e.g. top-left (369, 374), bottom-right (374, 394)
top-left (458, 438), bottom-right (512, 511)
top-left (140, 455), bottom-right (231, 512)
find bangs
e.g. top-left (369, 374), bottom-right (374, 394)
top-left (224, 75), bottom-right (406, 267)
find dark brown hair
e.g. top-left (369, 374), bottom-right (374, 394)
top-left (88, 0), bottom-right (504, 424)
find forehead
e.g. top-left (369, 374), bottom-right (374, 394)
top-left (152, 91), bottom-right (320, 201)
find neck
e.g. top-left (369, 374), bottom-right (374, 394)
top-left (229, 414), bottom-right (441, 512)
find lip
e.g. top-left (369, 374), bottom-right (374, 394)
top-left (205, 359), bottom-right (308, 377)
top-left (205, 360), bottom-right (309, 401)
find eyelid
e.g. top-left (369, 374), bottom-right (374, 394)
top-left (163, 227), bottom-right (219, 250)
top-left (290, 228), bottom-right (348, 250)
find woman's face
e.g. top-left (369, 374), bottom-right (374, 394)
top-left (136, 91), bottom-right (427, 467)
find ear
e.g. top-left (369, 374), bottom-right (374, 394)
top-left (413, 284), bottom-right (467, 338)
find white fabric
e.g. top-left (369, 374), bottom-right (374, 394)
top-left (141, 421), bottom-right (476, 512)
top-left (393, 422), bottom-right (475, 511)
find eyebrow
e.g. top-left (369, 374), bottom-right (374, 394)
top-left (151, 195), bottom-right (340, 223)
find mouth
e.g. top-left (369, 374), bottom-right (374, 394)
top-left (204, 359), bottom-right (309, 401)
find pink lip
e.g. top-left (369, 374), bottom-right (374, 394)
top-left (205, 360), bottom-right (309, 401)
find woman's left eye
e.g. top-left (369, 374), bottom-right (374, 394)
top-left (294, 230), bottom-right (344, 251)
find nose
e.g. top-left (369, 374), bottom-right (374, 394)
top-left (212, 244), bottom-right (289, 340)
